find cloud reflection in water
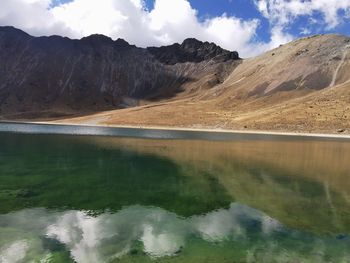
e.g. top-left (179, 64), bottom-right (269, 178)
top-left (0, 203), bottom-right (349, 263)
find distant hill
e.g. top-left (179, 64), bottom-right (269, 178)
top-left (0, 27), bottom-right (349, 133)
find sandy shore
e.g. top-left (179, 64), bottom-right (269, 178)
top-left (1, 120), bottom-right (350, 140)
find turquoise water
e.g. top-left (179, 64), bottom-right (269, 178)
top-left (1, 129), bottom-right (350, 262)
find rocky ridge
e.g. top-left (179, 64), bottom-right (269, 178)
top-left (0, 26), bottom-right (240, 116)
top-left (1, 27), bottom-right (349, 133)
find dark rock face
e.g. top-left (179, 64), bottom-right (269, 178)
top-left (147, 38), bottom-right (239, 65)
top-left (0, 26), bottom-right (240, 115)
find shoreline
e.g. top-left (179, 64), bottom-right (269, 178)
top-left (0, 120), bottom-right (350, 141)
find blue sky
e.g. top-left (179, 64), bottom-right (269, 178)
top-left (1, 0), bottom-right (350, 57)
top-left (51, 0), bottom-right (350, 44)
top-left (189, 0), bottom-right (271, 42)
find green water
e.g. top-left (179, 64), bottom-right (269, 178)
top-left (1, 132), bottom-right (350, 262)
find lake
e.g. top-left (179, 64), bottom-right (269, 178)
top-left (0, 123), bottom-right (350, 262)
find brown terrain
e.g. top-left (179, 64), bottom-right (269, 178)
top-left (1, 27), bottom-right (349, 134)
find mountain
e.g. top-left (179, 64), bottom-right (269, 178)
top-left (0, 27), bottom-right (349, 133)
top-left (0, 26), bottom-right (240, 117)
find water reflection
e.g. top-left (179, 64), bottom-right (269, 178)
top-left (84, 137), bottom-right (350, 234)
top-left (1, 132), bottom-right (350, 262)
top-left (1, 203), bottom-right (349, 263)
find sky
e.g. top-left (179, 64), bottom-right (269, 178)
top-left (1, 0), bottom-right (350, 57)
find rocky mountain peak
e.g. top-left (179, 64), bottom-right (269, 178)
top-left (80, 35), bottom-right (134, 50)
top-left (147, 38), bottom-right (240, 65)
top-left (0, 26), bottom-right (30, 36)
top-left (180, 38), bottom-right (204, 49)
top-left (81, 34), bottom-right (114, 46)
top-left (114, 38), bottom-right (134, 49)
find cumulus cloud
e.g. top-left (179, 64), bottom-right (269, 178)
top-left (0, 0), bottom-right (264, 57)
top-left (1, 0), bottom-right (349, 58)
top-left (255, 0), bottom-right (350, 31)
top-left (250, 0), bottom-right (350, 54)
top-left (0, 0), bottom-right (73, 36)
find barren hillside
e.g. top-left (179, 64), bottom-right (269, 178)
top-left (0, 26), bottom-right (239, 117)
top-left (52, 35), bottom-right (350, 134)
top-left (1, 28), bottom-right (349, 134)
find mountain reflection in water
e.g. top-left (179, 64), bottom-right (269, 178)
top-left (1, 131), bottom-right (350, 262)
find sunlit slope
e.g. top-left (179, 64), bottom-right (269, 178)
top-left (53, 34), bottom-right (350, 133)
top-left (55, 81), bottom-right (350, 133)
top-left (217, 34), bottom-right (350, 98)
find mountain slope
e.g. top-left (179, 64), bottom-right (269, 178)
top-left (214, 34), bottom-right (350, 101)
top-left (54, 81), bottom-right (350, 133)
top-left (0, 27), bottom-right (349, 133)
top-left (52, 35), bottom-right (350, 133)
top-left (0, 26), bottom-right (239, 117)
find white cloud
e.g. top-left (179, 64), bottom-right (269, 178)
top-left (2, 0), bottom-right (348, 58)
top-left (0, 0), bottom-right (72, 36)
top-left (255, 0), bottom-right (350, 29)
top-left (300, 27), bottom-right (312, 35)
top-left (0, 0), bottom-right (264, 57)
top-left (250, 0), bottom-right (350, 55)
top-left (242, 25), bottom-right (293, 56)
top-left (204, 15), bottom-right (260, 56)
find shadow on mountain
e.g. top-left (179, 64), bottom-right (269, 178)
top-left (0, 26), bottom-right (240, 118)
